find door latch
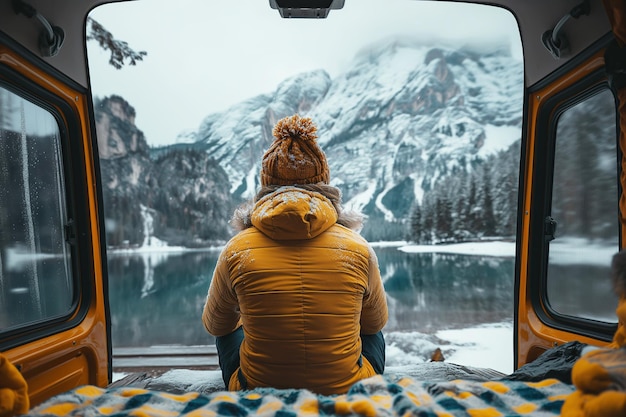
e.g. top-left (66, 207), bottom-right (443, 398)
top-left (544, 216), bottom-right (557, 242)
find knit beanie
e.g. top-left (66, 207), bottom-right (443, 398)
top-left (260, 114), bottom-right (330, 186)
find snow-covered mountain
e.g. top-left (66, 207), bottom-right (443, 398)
top-left (97, 38), bottom-right (523, 247)
top-left (192, 38), bottom-right (523, 231)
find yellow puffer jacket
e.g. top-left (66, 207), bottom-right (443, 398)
top-left (202, 187), bottom-right (388, 395)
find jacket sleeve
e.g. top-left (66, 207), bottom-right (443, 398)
top-left (202, 247), bottom-right (241, 337)
top-left (360, 244), bottom-right (388, 335)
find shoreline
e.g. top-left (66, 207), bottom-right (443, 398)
top-left (108, 238), bottom-right (517, 257)
top-left (106, 237), bottom-right (618, 266)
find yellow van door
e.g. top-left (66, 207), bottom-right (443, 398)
top-left (0, 31), bottom-right (110, 407)
top-left (516, 1), bottom-right (623, 368)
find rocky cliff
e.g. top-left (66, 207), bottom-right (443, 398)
top-left (96, 96), bottom-right (234, 248)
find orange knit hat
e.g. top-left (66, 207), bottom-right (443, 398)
top-left (260, 114), bottom-right (330, 186)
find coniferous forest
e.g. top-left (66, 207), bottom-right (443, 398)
top-left (404, 141), bottom-right (520, 244)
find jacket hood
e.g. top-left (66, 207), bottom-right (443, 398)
top-left (251, 187), bottom-right (338, 240)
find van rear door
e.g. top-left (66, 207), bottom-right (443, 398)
top-left (0, 0), bottom-right (110, 408)
top-left (516, 1), bottom-right (621, 367)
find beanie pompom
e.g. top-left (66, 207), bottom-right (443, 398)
top-left (261, 114), bottom-right (330, 186)
top-left (272, 114), bottom-right (318, 142)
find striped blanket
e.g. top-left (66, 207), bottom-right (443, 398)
top-left (24, 374), bottom-right (573, 417)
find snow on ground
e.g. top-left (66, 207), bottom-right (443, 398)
top-left (398, 240), bottom-right (515, 257)
top-left (548, 237), bottom-right (616, 266)
top-left (370, 240), bottom-right (410, 248)
top-left (435, 323), bottom-right (513, 373)
top-left (384, 322), bottom-right (513, 374)
top-left (394, 236), bottom-right (618, 262)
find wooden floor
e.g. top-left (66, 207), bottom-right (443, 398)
top-left (113, 345), bottom-right (219, 371)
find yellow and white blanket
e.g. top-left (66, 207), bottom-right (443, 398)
top-left (23, 374), bottom-right (573, 417)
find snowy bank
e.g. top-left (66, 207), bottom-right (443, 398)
top-left (398, 240), bottom-right (515, 257)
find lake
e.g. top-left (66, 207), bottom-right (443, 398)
top-left (106, 246), bottom-right (516, 347)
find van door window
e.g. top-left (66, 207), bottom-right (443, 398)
top-left (547, 88), bottom-right (619, 322)
top-left (0, 86), bottom-right (73, 331)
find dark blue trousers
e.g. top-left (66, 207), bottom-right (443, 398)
top-left (215, 326), bottom-right (386, 388)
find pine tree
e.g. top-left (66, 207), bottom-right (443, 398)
top-left (421, 196), bottom-right (435, 244)
top-left (466, 174), bottom-right (479, 236)
top-left (410, 203), bottom-right (424, 243)
top-left (86, 18), bottom-right (147, 69)
top-left (480, 166), bottom-right (497, 236)
top-left (435, 195), bottom-right (453, 242)
top-left (491, 144), bottom-right (520, 238)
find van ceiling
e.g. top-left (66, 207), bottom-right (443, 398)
top-left (0, 0), bottom-right (613, 89)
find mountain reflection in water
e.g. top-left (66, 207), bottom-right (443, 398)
top-left (107, 246), bottom-right (516, 348)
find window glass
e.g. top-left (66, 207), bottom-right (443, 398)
top-left (547, 89), bottom-right (619, 322)
top-left (0, 86), bottom-right (73, 332)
